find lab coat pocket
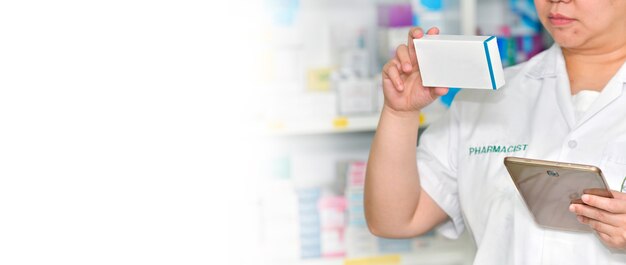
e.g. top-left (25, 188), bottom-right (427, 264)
top-left (600, 143), bottom-right (626, 192)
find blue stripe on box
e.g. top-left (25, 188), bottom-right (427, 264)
top-left (483, 36), bottom-right (496, 90)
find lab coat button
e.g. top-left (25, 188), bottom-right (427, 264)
top-left (568, 140), bottom-right (577, 148)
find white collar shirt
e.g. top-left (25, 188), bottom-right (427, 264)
top-left (417, 44), bottom-right (626, 265)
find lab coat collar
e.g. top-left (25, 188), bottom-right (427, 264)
top-left (525, 44), bottom-right (560, 79)
top-left (526, 44), bottom-right (626, 84)
top-left (528, 44), bottom-right (626, 129)
top-left (524, 44), bottom-right (576, 129)
top-left (576, 62), bottom-right (626, 127)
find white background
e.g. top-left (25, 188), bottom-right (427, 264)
top-left (0, 1), bottom-right (263, 264)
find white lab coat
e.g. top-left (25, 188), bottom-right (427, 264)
top-left (417, 44), bottom-right (626, 264)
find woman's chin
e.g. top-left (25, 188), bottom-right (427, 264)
top-left (552, 34), bottom-right (583, 49)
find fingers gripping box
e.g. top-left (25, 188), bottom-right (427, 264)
top-left (413, 35), bottom-right (505, 90)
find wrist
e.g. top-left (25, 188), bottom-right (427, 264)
top-left (382, 104), bottom-right (421, 121)
top-left (377, 105), bottom-right (421, 140)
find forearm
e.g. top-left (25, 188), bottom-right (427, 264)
top-left (364, 105), bottom-right (422, 235)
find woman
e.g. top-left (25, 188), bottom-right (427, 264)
top-left (364, 0), bottom-right (626, 264)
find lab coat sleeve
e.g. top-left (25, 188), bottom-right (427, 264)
top-left (416, 103), bottom-right (463, 239)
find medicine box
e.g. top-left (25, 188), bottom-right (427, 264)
top-left (413, 35), bottom-right (505, 90)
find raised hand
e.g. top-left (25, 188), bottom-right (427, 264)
top-left (381, 27), bottom-right (449, 115)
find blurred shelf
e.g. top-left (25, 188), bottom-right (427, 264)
top-left (271, 247), bottom-right (474, 265)
top-left (260, 99), bottom-right (449, 137)
top-left (268, 234), bottom-right (476, 265)
top-left (262, 115), bottom-right (435, 137)
top-left (263, 115), bottom-right (382, 136)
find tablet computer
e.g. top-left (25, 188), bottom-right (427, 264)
top-left (504, 156), bottom-right (613, 232)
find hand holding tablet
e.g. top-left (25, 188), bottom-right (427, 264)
top-left (504, 156), bottom-right (613, 232)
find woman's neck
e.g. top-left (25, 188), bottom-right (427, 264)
top-left (562, 44), bottom-right (626, 95)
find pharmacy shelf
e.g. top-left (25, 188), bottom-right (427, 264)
top-left (262, 110), bottom-right (444, 136)
top-left (296, 252), bottom-right (472, 265)
top-left (263, 115), bottom-right (382, 136)
top-left (271, 243), bottom-right (474, 265)
top-left (262, 96), bottom-right (448, 136)
top-left (269, 233), bottom-right (476, 265)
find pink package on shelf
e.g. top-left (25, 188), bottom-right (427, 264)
top-left (348, 161), bottom-right (367, 188)
top-left (318, 195), bottom-right (348, 258)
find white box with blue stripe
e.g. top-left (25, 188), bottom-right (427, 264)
top-left (413, 35), bottom-right (505, 90)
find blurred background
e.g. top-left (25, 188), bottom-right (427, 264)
top-left (0, 1), bottom-right (552, 264)
top-left (252, 0), bottom-right (552, 264)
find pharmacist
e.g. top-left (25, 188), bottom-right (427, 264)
top-left (364, 0), bottom-right (626, 264)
